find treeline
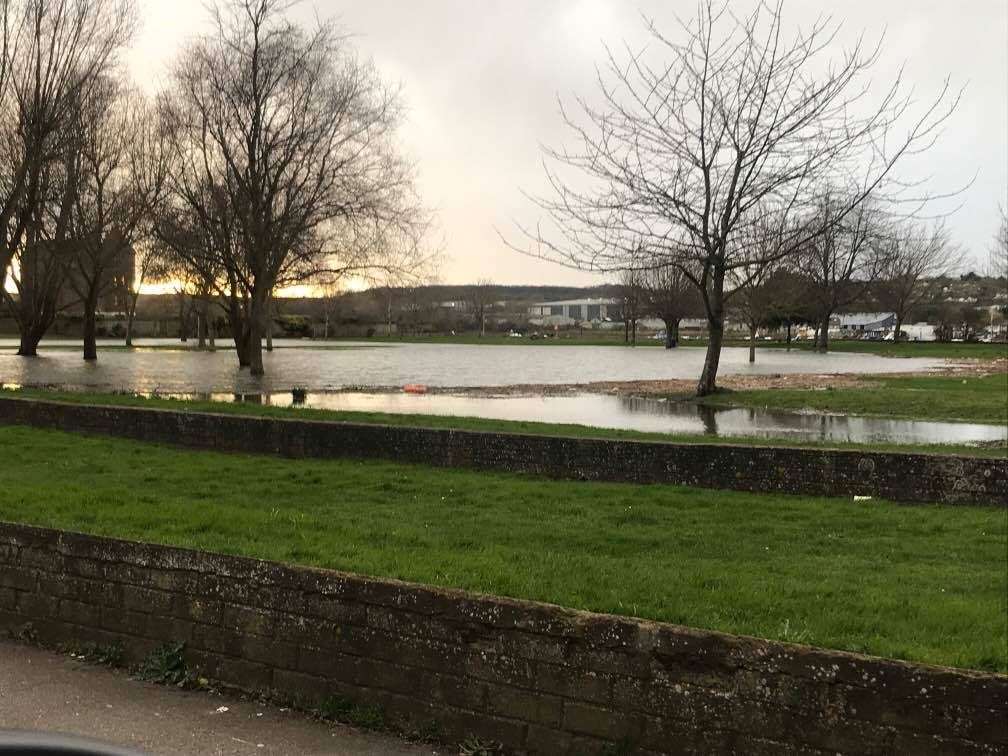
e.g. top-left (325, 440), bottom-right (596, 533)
top-left (0, 0), bottom-right (435, 375)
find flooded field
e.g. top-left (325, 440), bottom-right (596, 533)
top-left (3, 338), bottom-right (999, 445)
top-left (129, 389), bottom-right (1004, 446)
top-left (0, 338), bottom-right (947, 394)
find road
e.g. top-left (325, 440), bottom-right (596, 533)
top-left (0, 642), bottom-right (437, 756)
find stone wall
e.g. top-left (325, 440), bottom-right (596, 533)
top-left (0, 524), bottom-right (1005, 755)
top-left (0, 396), bottom-right (1004, 506)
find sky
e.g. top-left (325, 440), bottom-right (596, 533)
top-left (127, 0), bottom-right (1008, 287)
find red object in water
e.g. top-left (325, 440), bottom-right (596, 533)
top-left (403, 384), bottom-right (428, 394)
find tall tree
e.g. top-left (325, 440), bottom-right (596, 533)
top-left (515, 1), bottom-right (961, 395)
top-left (873, 221), bottom-right (961, 343)
top-left (991, 206), bottom-right (1008, 279)
top-left (618, 266), bottom-right (644, 345)
top-left (0, 0), bottom-right (136, 292)
top-left (642, 264), bottom-right (699, 349)
top-left (466, 279), bottom-right (495, 337)
top-left (64, 78), bottom-right (168, 360)
top-left (732, 264), bottom-right (778, 364)
top-left (124, 241), bottom-right (169, 347)
top-left (798, 195), bottom-right (882, 352)
top-left (162, 0), bottom-right (429, 376)
top-left (3, 117), bottom-right (80, 356)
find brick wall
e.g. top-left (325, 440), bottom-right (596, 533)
top-left (0, 396), bottom-right (1004, 506)
top-left (1, 523), bottom-right (1005, 755)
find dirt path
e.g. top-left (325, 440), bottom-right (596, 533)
top-left (0, 642), bottom-right (436, 756)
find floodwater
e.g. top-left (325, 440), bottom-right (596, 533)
top-left (60, 389), bottom-right (1008, 446)
top-left (2, 337), bottom-right (999, 445)
top-left (0, 337), bottom-right (948, 394)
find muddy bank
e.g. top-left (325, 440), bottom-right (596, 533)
top-left (418, 358), bottom-right (1006, 399)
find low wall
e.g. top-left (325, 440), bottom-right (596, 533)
top-left (1, 524), bottom-right (1005, 755)
top-left (0, 396), bottom-right (1004, 506)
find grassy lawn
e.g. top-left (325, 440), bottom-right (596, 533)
top-left (0, 424), bottom-right (1004, 672)
top-left (705, 374), bottom-right (1008, 424)
top-left (2, 387), bottom-right (1004, 458)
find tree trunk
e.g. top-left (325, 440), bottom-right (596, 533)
top-left (197, 309), bottom-right (206, 349)
top-left (749, 323), bottom-right (757, 363)
top-left (17, 329), bottom-right (43, 357)
top-left (697, 318), bottom-right (724, 397)
top-left (671, 320), bottom-right (680, 347)
top-left (785, 322), bottom-right (792, 351)
top-left (178, 295), bottom-right (188, 342)
top-left (632, 318), bottom-right (637, 346)
top-left (227, 293), bottom-right (252, 368)
top-left (248, 292), bottom-right (268, 377)
top-left (125, 295), bottom-right (139, 347)
top-left (265, 297), bottom-right (274, 353)
top-left (83, 296), bottom-right (98, 361)
top-left (893, 315), bottom-right (903, 344)
top-left (248, 319), bottom-right (264, 376)
top-left (235, 325), bottom-right (251, 367)
top-left (816, 314), bottom-right (831, 353)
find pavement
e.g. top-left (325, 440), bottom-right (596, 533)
top-left (0, 642), bottom-right (438, 756)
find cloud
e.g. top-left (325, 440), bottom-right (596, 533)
top-left (128, 0), bottom-right (1007, 283)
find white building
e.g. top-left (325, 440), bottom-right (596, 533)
top-left (527, 298), bottom-right (619, 327)
top-left (900, 323), bottom-right (937, 342)
top-left (836, 313), bottom-right (896, 337)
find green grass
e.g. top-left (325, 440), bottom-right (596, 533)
top-left (779, 340), bottom-right (1008, 361)
top-left (0, 425), bottom-right (1004, 672)
top-left (705, 374), bottom-right (1008, 424)
top-left (2, 387), bottom-right (1004, 458)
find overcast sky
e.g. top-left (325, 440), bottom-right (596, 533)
top-left (128, 1), bottom-right (1008, 286)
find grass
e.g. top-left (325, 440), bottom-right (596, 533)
top-left (0, 424), bottom-right (1004, 672)
top-left (2, 387), bottom-right (1004, 458)
top-left (705, 373), bottom-right (1008, 424)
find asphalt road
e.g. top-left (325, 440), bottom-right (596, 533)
top-left (0, 642), bottom-right (437, 756)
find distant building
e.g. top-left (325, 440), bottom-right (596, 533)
top-left (900, 323), bottom-right (937, 342)
top-left (527, 298), bottom-right (620, 327)
top-left (837, 313), bottom-right (895, 337)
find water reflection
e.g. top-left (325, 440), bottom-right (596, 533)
top-left (78, 388), bottom-right (1008, 446)
top-left (0, 339), bottom-right (949, 393)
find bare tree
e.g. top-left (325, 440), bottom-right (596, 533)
top-left (0, 0), bottom-right (137, 292)
top-left (64, 78), bottom-right (168, 360)
top-left (514, 2), bottom-right (961, 395)
top-left (798, 195), bottom-right (883, 352)
top-left (161, 0), bottom-right (429, 376)
top-left (466, 279), bottom-right (496, 337)
top-left (642, 264), bottom-right (699, 348)
top-left (873, 221), bottom-right (962, 343)
top-left (124, 241), bottom-right (169, 346)
top-left (991, 206), bottom-right (1008, 279)
top-left (731, 263), bottom-right (779, 363)
top-left (618, 266), bottom-right (644, 345)
top-left (3, 120), bottom-right (80, 355)
top-left (316, 274), bottom-right (343, 339)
